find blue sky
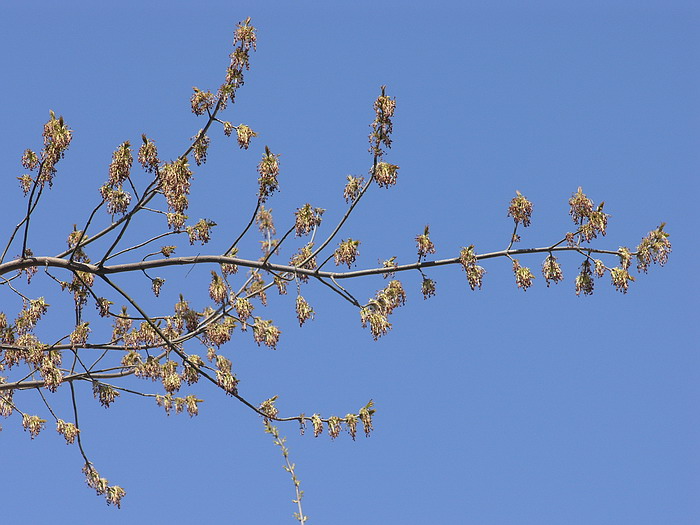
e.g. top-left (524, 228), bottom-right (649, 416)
top-left (0, 2), bottom-right (698, 523)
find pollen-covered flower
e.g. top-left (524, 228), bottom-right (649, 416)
top-left (295, 295), bottom-right (315, 326)
top-left (108, 141), bottom-right (133, 186)
top-left (542, 254), bottom-right (563, 286)
top-left (569, 187), bottom-right (593, 223)
top-left (636, 223), bottom-right (671, 273)
top-left (415, 225), bottom-right (436, 259)
top-left (138, 134), bottom-right (159, 172)
top-left (343, 175), bottom-right (364, 202)
top-left (257, 146), bottom-right (280, 199)
top-left (294, 204), bottom-right (325, 236)
top-left (512, 259), bottom-right (535, 291)
top-left (334, 239), bottom-right (360, 267)
top-left (236, 124), bottom-right (257, 149)
top-left (373, 162), bottom-right (399, 188)
top-left (190, 87), bottom-right (215, 116)
top-left (507, 191), bottom-right (533, 227)
top-left (459, 245), bottom-right (486, 290)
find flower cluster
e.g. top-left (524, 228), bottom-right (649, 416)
top-left (236, 124), bottom-right (257, 149)
top-left (252, 317), bottom-right (282, 349)
top-left (186, 219), bottom-right (216, 245)
top-left (636, 223), bottom-right (671, 272)
top-left (360, 280), bottom-right (406, 339)
top-left (421, 277), bottom-right (437, 299)
top-left (334, 239), bottom-right (361, 268)
top-left (190, 87), bottom-right (215, 116)
top-left (39, 111), bottom-right (73, 185)
top-left (56, 419), bottom-right (80, 445)
top-left (155, 393), bottom-right (202, 417)
top-left (343, 175), bottom-right (364, 202)
top-left (507, 191), bottom-right (533, 227)
top-left (415, 225), bottom-right (436, 259)
top-left (295, 295), bottom-right (315, 326)
top-left (215, 355), bottom-right (238, 395)
top-left (369, 85), bottom-right (396, 157)
top-left (289, 243), bottom-right (317, 282)
top-left (459, 245), bottom-right (486, 290)
top-left (108, 141), bottom-right (133, 186)
top-left (83, 463), bottom-right (126, 508)
top-left (257, 146), bottom-right (280, 200)
top-left (93, 382), bottom-right (120, 408)
top-left (575, 259), bottom-right (594, 296)
top-left (217, 18), bottom-right (257, 109)
top-left (137, 134), bottom-right (160, 172)
top-left (294, 203), bottom-right (325, 236)
top-left (542, 254), bottom-right (563, 287)
top-left (192, 131), bottom-right (210, 166)
top-left (568, 187), bottom-right (609, 242)
top-left (512, 259), bottom-right (535, 291)
top-left (373, 161), bottom-right (399, 188)
top-left (159, 157), bottom-right (193, 225)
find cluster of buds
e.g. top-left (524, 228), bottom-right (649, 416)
top-left (294, 203), bottom-right (325, 236)
top-left (459, 245), bottom-right (486, 290)
top-left (334, 239), bottom-right (361, 268)
top-left (508, 191), bottom-right (533, 227)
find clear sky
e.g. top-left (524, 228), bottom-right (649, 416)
top-left (0, 2), bottom-right (698, 523)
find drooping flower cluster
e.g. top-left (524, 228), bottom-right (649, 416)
top-left (360, 280), bottom-right (406, 340)
top-left (512, 259), bottom-right (535, 291)
top-left (236, 124), bottom-right (257, 149)
top-left (192, 131), bottom-right (210, 166)
top-left (190, 87), bottom-right (215, 116)
top-left (373, 161), bottom-right (399, 188)
top-left (39, 111), bottom-right (73, 186)
top-left (575, 259), bottom-right (594, 296)
top-left (542, 254), bottom-right (563, 287)
top-left (421, 277), bottom-right (437, 299)
top-left (289, 243), bottom-right (317, 282)
top-left (137, 134), bottom-right (159, 172)
top-left (83, 463), bottom-right (126, 508)
top-left (459, 245), bottom-right (486, 290)
top-left (252, 317), bottom-right (281, 349)
top-left (159, 157), bottom-right (193, 228)
top-left (295, 295), bottom-right (315, 326)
